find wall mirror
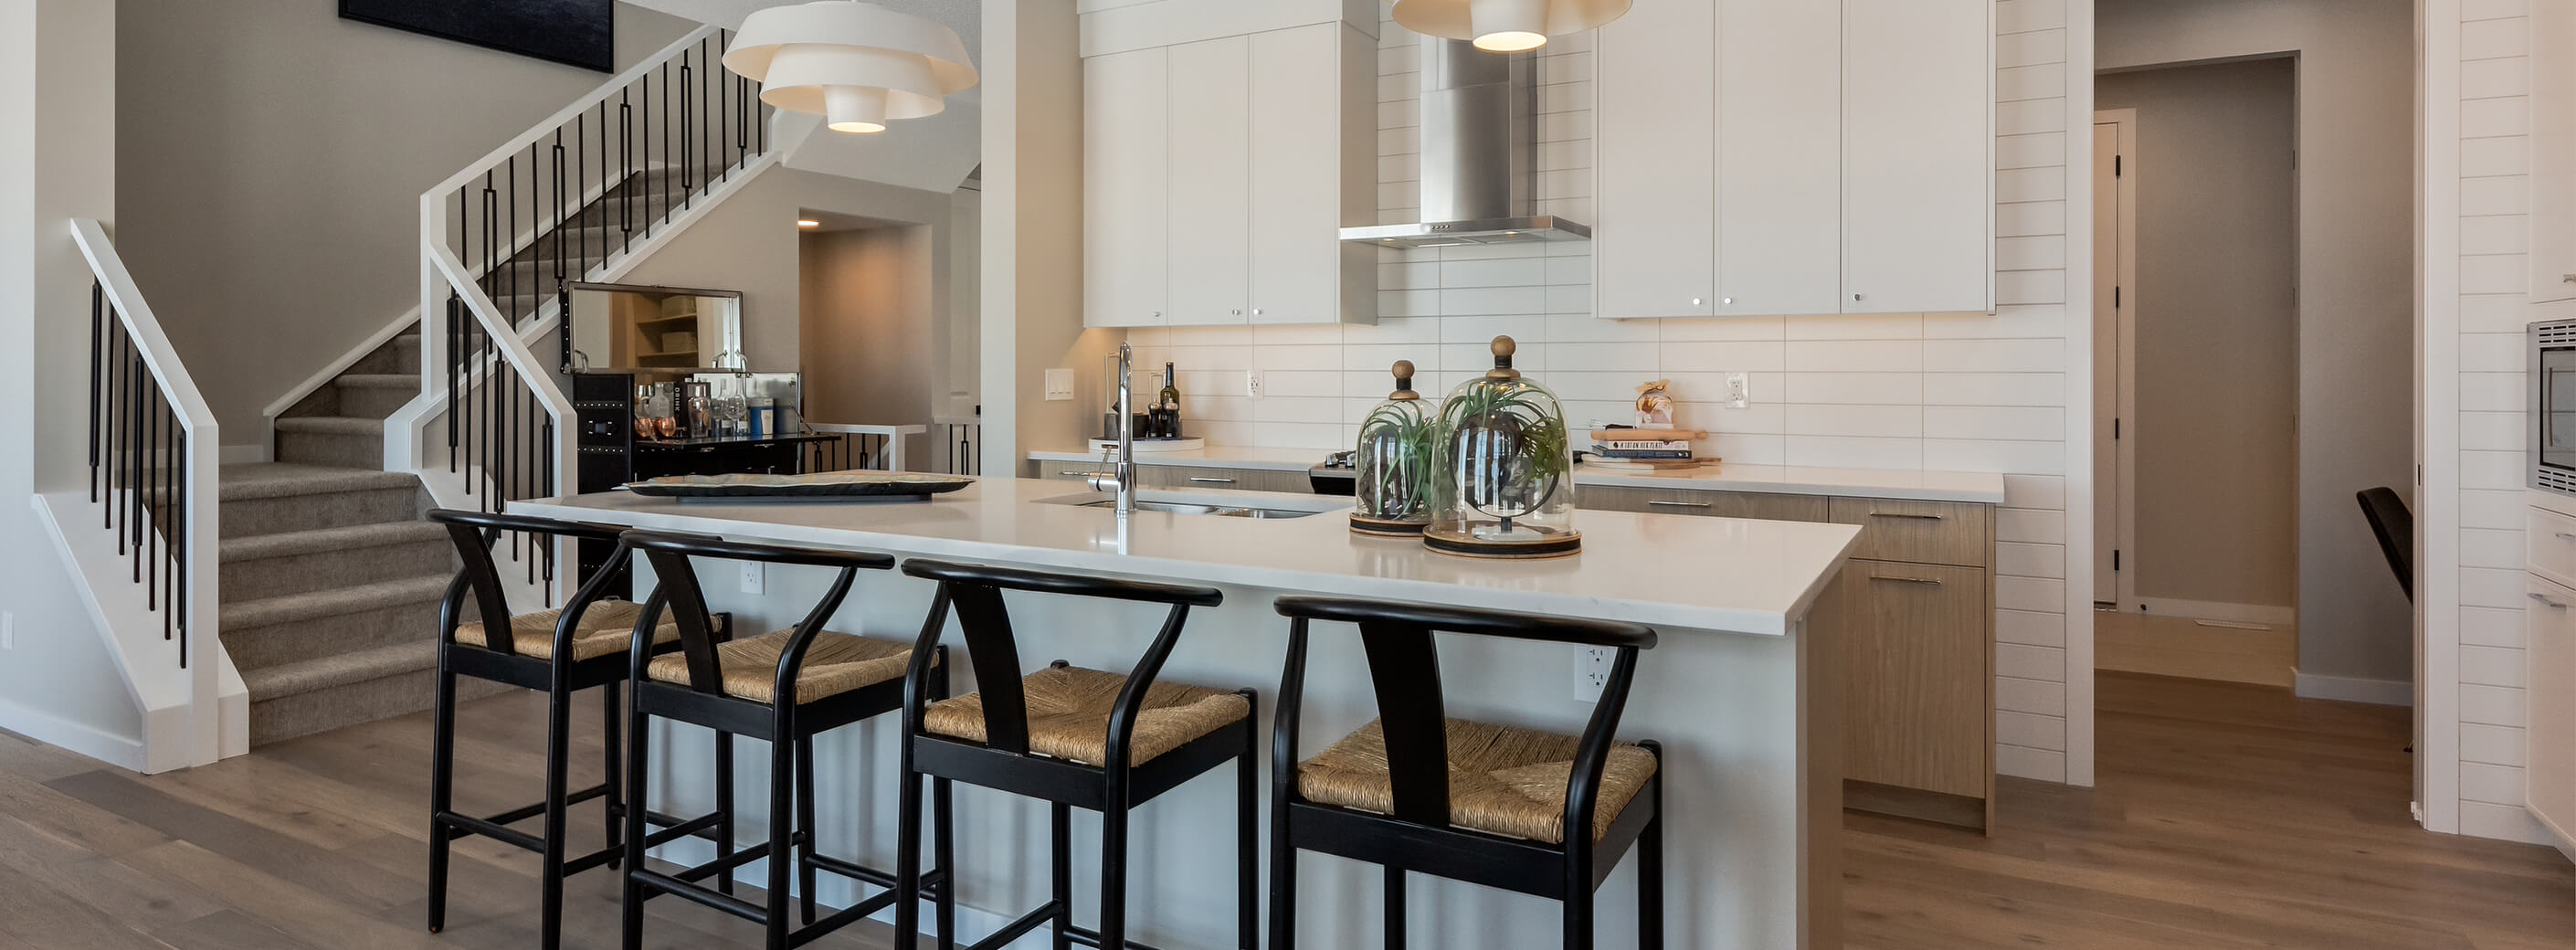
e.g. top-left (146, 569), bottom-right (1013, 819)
top-left (563, 282), bottom-right (745, 374)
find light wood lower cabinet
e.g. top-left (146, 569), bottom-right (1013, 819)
top-left (1580, 484), bottom-right (1829, 522)
top-left (1139, 465), bottom-right (1307, 493)
top-left (1842, 561), bottom-right (1991, 806)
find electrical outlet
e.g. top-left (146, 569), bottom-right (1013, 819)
top-left (1726, 372), bottom-right (1751, 408)
top-left (1, 612), bottom-right (14, 650)
top-left (1043, 368), bottom-right (1075, 401)
top-left (739, 562), bottom-right (765, 595)
top-left (1245, 370), bottom-right (1264, 399)
top-left (1572, 646), bottom-right (1611, 702)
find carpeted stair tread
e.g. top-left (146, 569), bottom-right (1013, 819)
top-left (219, 463), bottom-right (417, 501)
top-left (241, 640), bottom-right (435, 701)
top-left (221, 574), bottom-right (450, 630)
top-left (220, 520), bottom-right (447, 562)
top-left (333, 374), bottom-right (419, 390)
top-left (273, 416), bottom-right (383, 435)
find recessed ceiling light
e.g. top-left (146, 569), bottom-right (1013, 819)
top-left (797, 219), bottom-right (821, 228)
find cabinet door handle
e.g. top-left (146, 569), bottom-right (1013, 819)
top-left (2555, 532), bottom-right (2576, 542)
top-left (1872, 574), bottom-right (1943, 586)
top-left (1647, 500), bottom-right (1713, 509)
top-left (1188, 476), bottom-right (1236, 484)
top-left (2532, 592), bottom-right (2569, 609)
top-left (1068, 470), bottom-right (1114, 480)
top-left (1869, 512), bottom-right (1945, 521)
top-left (2561, 274), bottom-right (2576, 283)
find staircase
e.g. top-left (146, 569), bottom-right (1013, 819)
top-left (226, 330), bottom-right (480, 744)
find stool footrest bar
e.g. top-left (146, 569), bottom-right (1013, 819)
top-left (965, 902), bottom-right (1061, 950)
top-left (433, 810), bottom-right (545, 852)
top-left (631, 867), bottom-right (765, 923)
top-left (1062, 923), bottom-right (1167, 950)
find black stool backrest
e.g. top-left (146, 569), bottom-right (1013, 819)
top-left (428, 508), bottom-right (631, 659)
top-left (1270, 596), bottom-right (1657, 838)
top-left (897, 558), bottom-right (1222, 762)
top-left (2357, 487), bottom-right (2413, 603)
top-left (619, 531), bottom-right (894, 699)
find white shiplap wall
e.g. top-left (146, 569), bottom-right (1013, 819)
top-left (1127, 3), bottom-right (2081, 782)
top-left (2452, 1), bottom-right (2556, 844)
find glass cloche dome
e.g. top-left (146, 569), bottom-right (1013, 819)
top-left (1424, 336), bottom-right (1580, 558)
top-left (1351, 360), bottom-right (1439, 536)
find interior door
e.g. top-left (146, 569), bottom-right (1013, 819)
top-left (2093, 118), bottom-right (2122, 604)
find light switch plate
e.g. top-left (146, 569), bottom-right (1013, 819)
top-left (1726, 372), bottom-right (1751, 408)
top-left (1572, 646), bottom-right (1610, 702)
top-left (1043, 368), bottom-right (1074, 401)
top-left (1245, 371), bottom-right (1263, 399)
top-left (739, 562), bottom-right (765, 596)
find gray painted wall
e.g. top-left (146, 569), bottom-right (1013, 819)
top-left (112, 0), bottom-right (695, 449)
top-left (2099, 0), bottom-right (2416, 684)
top-left (2097, 58), bottom-right (2299, 612)
top-left (800, 225), bottom-right (945, 460)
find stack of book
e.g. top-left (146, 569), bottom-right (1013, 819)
top-left (1587, 428), bottom-right (1715, 470)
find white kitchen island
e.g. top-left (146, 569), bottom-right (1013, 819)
top-left (512, 477), bottom-right (1860, 950)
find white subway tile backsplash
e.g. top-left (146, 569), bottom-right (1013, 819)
top-left (1997, 505), bottom-right (2067, 544)
top-left (1926, 406), bottom-right (2065, 441)
top-left (2461, 605), bottom-right (2526, 649)
top-left (1785, 404), bottom-right (1924, 439)
top-left (1996, 674), bottom-right (2067, 716)
top-left (1440, 285), bottom-right (1548, 315)
top-left (2462, 16), bottom-right (2532, 58)
top-left (1997, 200), bottom-right (2068, 238)
top-left (1661, 340), bottom-right (1787, 373)
top-left (1787, 340), bottom-right (1925, 374)
top-left (1781, 312), bottom-right (1925, 341)
top-left (1785, 372), bottom-right (1925, 406)
top-left (1997, 710), bottom-right (2066, 751)
top-left (1927, 337), bottom-right (2064, 374)
top-left (1998, 607), bottom-right (2067, 646)
top-left (2461, 762), bottom-right (2527, 805)
top-left (1659, 316), bottom-right (1788, 342)
top-left (1785, 434), bottom-right (1922, 469)
top-left (1923, 372), bottom-right (2064, 406)
top-left (2460, 683), bottom-right (2528, 727)
top-left (2462, 723), bottom-right (2526, 766)
top-left (2461, 644), bottom-right (2527, 688)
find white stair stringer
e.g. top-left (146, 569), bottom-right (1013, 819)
top-left (32, 492), bottom-right (248, 772)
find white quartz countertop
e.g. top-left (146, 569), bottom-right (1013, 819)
top-left (1028, 446), bottom-right (2009, 503)
top-left (512, 477), bottom-right (1861, 636)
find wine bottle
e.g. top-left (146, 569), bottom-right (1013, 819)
top-left (1157, 363), bottom-right (1182, 413)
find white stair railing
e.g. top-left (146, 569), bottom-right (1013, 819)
top-left (67, 218), bottom-right (227, 766)
top-left (398, 24), bottom-right (782, 593)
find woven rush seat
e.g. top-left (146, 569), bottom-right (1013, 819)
top-left (924, 664), bottom-right (1251, 765)
top-left (1297, 717), bottom-right (1660, 844)
top-left (644, 629), bottom-right (916, 704)
top-left (454, 600), bottom-right (681, 661)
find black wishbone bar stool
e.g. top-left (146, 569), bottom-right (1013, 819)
top-left (425, 509), bottom-right (708, 950)
top-left (617, 531), bottom-right (955, 950)
top-left (891, 559), bottom-right (1258, 950)
top-left (1268, 596), bottom-right (1664, 950)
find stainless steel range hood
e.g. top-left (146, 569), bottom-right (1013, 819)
top-left (1340, 38), bottom-right (1590, 250)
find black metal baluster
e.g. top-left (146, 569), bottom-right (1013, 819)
top-left (129, 347), bottom-right (143, 575)
top-left (88, 282), bottom-right (101, 502)
top-left (552, 130), bottom-right (566, 303)
top-left (104, 313), bottom-right (118, 530)
top-left (174, 430), bottom-right (185, 658)
top-left (621, 88), bottom-right (635, 251)
top-left (146, 379), bottom-right (158, 616)
top-left (660, 61), bottom-right (670, 236)
top-left (680, 48), bottom-right (693, 206)
top-left (541, 417), bottom-right (554, 590)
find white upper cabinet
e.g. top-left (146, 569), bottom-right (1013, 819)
top-left (1593, 0), bottom-right (1993, 320)
top-left (1082, 16), bottom-right (1378, 328)
top-left (1595, 0), bottom-right (1717, 320)
top-left (1842, 0), bottom-right (1992, 314)
top-left (1083, 48), bottom-right (1169, 328)
top-left (2531, 0), bottom-right (2576, 303)
top-left (1165, 36), bottom-right (1252, 325)
top-left (1719, 0), bottom-right (1842, 316)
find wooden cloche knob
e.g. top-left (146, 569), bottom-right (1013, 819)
top-left (1485, 335), bottom-right (1522, 379)
top-left (1492, 336), bottom-right (1516, 359)
top-left (1390, 360), bottom-right (1420, 400)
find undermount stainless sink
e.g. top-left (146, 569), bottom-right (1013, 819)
top-left (1074, 499), bottom-right (1321, 519)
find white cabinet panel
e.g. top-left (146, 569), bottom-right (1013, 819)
top-left (1250, 25), bottom-right (1346, 325)
top-left (1166, 35), bottom-right (1252, 325)
top-left (1719, 0), bottom-right (1842, 317)
top-left (2527, 571), bottom-right (2576, 854)
top-left (1595, 0), bottom-right (1716, 321)
top-left (2532, 0), bottom-right (2576, 303)
top-left (1083, 48), bottom-right (1169, 328)
top-left (1842, 0), bottom-right (1992, 314)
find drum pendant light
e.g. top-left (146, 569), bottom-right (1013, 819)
top-left (1390, 0), bottom-right (1631, 52)
top-left (723, 1), bottom-right (977, 134)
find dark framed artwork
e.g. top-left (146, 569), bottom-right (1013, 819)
top-left (339, 0), bottom-right (616, 72)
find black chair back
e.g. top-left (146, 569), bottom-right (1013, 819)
top-left (1269, 596), bottom-right (1656, 838)
top-left (619, 531), bottom-right (894, 699)
top-left (428, 508), bottom-right (632, 658)
top-left (896, 558), bottom-right (1222, 762)
top-left (2356, 487), bottom-right (2413, 603)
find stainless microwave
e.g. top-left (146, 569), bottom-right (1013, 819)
top-left (2534, 319), bottom-right (2576, 493)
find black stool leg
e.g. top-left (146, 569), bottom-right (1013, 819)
top-left (1564, 885), bottom-right (1594, 950)
top-left (1100, 794), bottom-right (1128, 950)
top-left (1267, 803), bottom-right (1295, 949)
top-left (796, 737), bottom-right (818, 926)
top-left (1237, 716), bottom-right (1258, 950)
top-left (1638, 744), bottom-right (1663, 950)
top-left (1385, 867), bottom-right (1406, 950)
top-left (620, 695), bottom-right (652, 950)
top-left (602, 680), bottom-right (623, 869)
top-left (714, 729), bottom-right (736, 897)
top-left (1050, 802), bottom-right (1072, 950)
top-left (539, 679), bottom-right (575, 950)
top-left (765, 727), bottom-right (795, 950)
top-left (934, 776), bottom-right (955, 950)
top-left (892, 750), bottom-right (923, 950)
top-left (426, 662), bottom-right (458, 934)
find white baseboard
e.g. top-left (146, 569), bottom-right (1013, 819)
top-left (219, 444), bottom-right (270, 465)
top-left (2121, 597), bottom-right (2296, 627)
top-left (0, 694), bottom-right (143, 772)
top-left (2291, 669), bottom-right (2412, 706)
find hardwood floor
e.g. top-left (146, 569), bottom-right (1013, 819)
top-left (1844, 671), bottom-right (2575, 949)
top-left (0, 671), bottom-right (2566, 948)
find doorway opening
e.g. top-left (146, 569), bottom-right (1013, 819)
top-left (2091, 58), bottom-right (2302, 688)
